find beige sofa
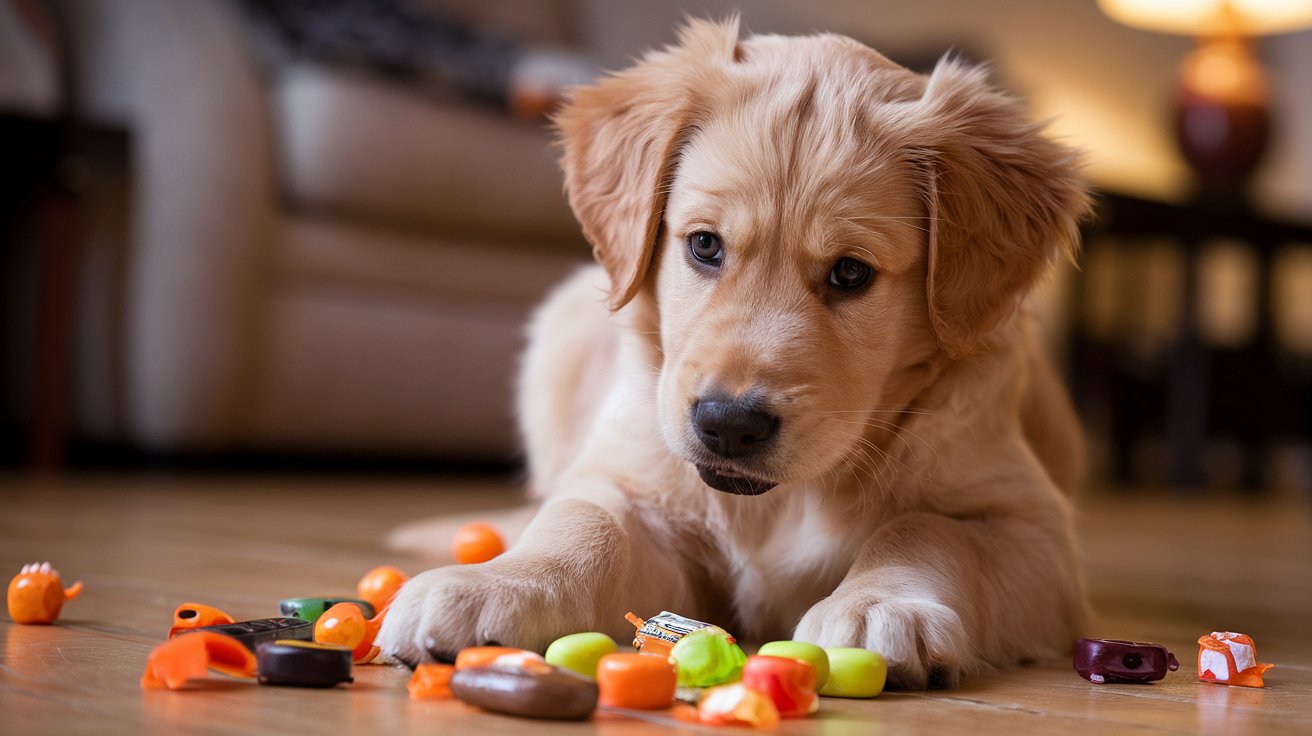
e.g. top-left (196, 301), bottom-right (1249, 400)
top-left (1, 0), bottom-right (590, 459)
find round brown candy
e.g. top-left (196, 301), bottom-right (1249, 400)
top-left (449, 664), bottom-right (598, 721)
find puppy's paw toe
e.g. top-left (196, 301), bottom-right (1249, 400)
top-left (375, 561), bottom-right (585, 666)
top-left (794, 595), bottom-right (975, 690)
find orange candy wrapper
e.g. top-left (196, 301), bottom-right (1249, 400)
top-left (168, 602), bottom-right (236, 638)
top-left (698, 683), bottom-right (781, 729)
top-left (141, 631), bottom-right (257, 690)
top-left (408, 663), bottom-right (455, 699)
top-left (1197, 631), bottom-right (1274, 688)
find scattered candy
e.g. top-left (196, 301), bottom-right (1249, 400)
top-left (257, 640), bottom-right (354, 688)
top-left (455, 646), bottom-right (545, 670)
top-left (356, 565), bottom-right (409, 612)
top-left (1073, 638), bottom-right (1179, 684)
top-left (141, 631), bottom-right (257, 690)
top-left (452, 522), bottom-right (506, 564)
top-left (596, 652), bottom-right (678, 710)
top-left (625, 610), bottom-right (733, 657)
top-left (408, 663), bottom-right (455, 699)
top-left (7, 562), bottom-right (83, 625)
top-left (757, 640), bottom-right (830, 690)
top-left (188, 617), bottom-right (313, 651)
top-left (450, 664), bottom-right (598, 720)
top-left (545, 632), bottom-right (618, 679)
top-left (280, 596), bottom-right (376, 623)
top-left (668, 628), bottom-right (747, 688)
top-left (168, 602), bottom-right (236, 638)
top-left (1198, 631), bottom-right (1274, 688)
top-left (697, 682), bottom-right (781, 729)
top-left (741, 655), bottom-right (818, 717)
top-left (818, 647), bottom-right (886, 698)
top-left (313, 603), bottom-right (384, 663)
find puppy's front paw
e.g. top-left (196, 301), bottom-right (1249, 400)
top-left (376, 560), bottom-right (584, 667)
top-left (794, 593), bottom-right (974, 689)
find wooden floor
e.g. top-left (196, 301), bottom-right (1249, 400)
top-left (2, 472), bottom-right (1310, 735)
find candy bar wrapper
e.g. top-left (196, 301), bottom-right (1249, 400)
top-left (625, 611), bottom-right (734, 656)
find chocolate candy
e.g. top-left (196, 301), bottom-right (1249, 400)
top-left (188, 617), bottom-right (313, 651)
top-left (449, 664), bottom-right (598, 720)
top-left (1074, 638), bottom-right (1179, 684)
top-left (257, 640), bottom-right (353, 688)
top-left (545, 632), bottom-right (618, 679)
top-left (818, 647), bottom-right (886, 698)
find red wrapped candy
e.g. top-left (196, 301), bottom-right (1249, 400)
top-left (741, 654), bottom-right (818, 718)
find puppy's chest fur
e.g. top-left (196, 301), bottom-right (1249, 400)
top-left (717, 488), bottom-right (868, 639)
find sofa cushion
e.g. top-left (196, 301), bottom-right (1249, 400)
top-left (279, 215), bottom-right (585, 314)
top-left (275, 66), bottom-right (582, 251)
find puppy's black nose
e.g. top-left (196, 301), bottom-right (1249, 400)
top-left (692, 396), bottom-right (778, 458)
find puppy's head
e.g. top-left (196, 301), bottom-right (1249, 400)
top-left (557, 19), bottom-right (1089, 495)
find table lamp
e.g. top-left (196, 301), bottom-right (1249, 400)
top-left (1099, 0), bottom-right (1312, 203)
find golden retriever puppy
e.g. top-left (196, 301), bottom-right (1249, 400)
top-left (378, 18), bottom-right (1092, 689)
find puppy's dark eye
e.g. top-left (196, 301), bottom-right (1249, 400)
top-left (828, 257), bottom-right (873, 291)
top-left (688, 231), bottom-right (724, 266)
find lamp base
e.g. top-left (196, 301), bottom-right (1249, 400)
top-left (1175, 96), bottom-right (1269, 204)
top-left (1173, 35), bottom-right (1270, 206)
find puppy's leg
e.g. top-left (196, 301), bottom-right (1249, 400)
top-left (377, 484), bottom-right (693, 666)
top-left (793, 509), bottom-right (1085, 689)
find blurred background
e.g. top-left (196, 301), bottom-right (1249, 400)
top-left (1, 0), bottom-right (1310, 499)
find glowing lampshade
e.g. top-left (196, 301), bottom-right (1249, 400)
top-left (1099, 0), bottom-right (1312, 36)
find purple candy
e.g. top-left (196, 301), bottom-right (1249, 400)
top-left (1074, 638), bottom-right (1179, 684)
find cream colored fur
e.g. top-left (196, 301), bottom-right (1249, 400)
top-left (378, 18), bottom-right (1092, 690)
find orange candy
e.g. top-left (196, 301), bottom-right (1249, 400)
top-left (7, 562), bottom-right (83, 625)
top-left (140, 631), bottom-right (257, 690)
top-left (314, 602), bottom-right (385, 663)
top-left (596, 653), bottom-right (677, 710)
top-left (357, 565), bottom-right (409, 612)
top-left (452, 522), bottom-right (505, 564)
top-left (408, 663), bottom-right (455, 699)
top-left (168, 602), bottom-right (236, 638)
top-left (454, 646), bottom-right (544, 670)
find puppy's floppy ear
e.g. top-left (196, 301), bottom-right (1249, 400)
top-left (555, 18), bottom-right (739, 311)
top-left (914, 59), bottom-right (1091, 359)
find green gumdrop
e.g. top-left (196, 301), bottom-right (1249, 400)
top-left (819, 647), bottom-right (886, 698)
top-left (544, 632), bottom-right (618, 679)
top-left (758, 640), bottom-right (830, 690)
top-left (670, 629), bottom-right (747, 687)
